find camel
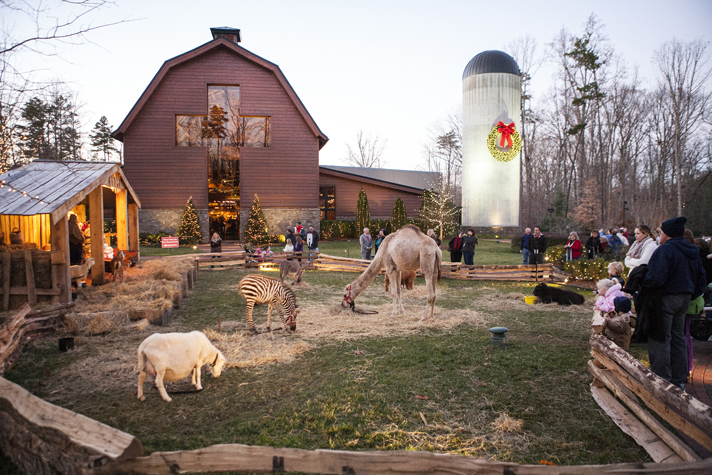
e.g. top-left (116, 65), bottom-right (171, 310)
top-left (342, 225), bottom-right (441, 320)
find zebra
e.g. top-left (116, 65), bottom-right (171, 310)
top-left (237, 274), bottom-right (299, 333)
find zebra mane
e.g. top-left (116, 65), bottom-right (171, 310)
top-left (280, 283), bottom-right (297, 304)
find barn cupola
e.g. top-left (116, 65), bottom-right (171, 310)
top-left (210, 27), bottom-right (241, 44)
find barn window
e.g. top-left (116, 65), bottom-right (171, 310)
top-left (176, 115), bottom-right (204, 146)
top-left (239, 116), bottom-right (271, 147)
top-left (320, 186), bottom-right (335, 220)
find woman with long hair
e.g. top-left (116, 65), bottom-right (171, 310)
top-left (624, 225), bottom-right (657, 272)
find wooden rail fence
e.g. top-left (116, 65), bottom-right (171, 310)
top-left (1, 373), bottom-right (710, 474)
top-left (194, 252), bottom-right (566, 283)
top-left (0, 250), bottom-right (69, 310)
top-left (588, 332), bottom-right (712, 463)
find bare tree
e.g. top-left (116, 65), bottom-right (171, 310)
top-left (0, 0), bottom-right (129, 169)
top-left (654, 38), bottom-right (712, 215)
top-left (345, 129), bottom-right (387, 168)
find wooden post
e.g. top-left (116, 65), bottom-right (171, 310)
top-left (116, 189), bottom-right (128, 251)
top-left (128, 203), bottom-right (139, 254)
top-left (23, 250), bottom-right (36, 307)
top-left (50, 215), bottom-right (71, 304)
top-left (89, 186), bottom-right (105, 285)
top-left (2, 252), bottom-right (10, 311)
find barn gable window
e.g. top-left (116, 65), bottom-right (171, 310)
top-left (176, 85), bottom-right (270, 148)
top-left (320, 186), bottom-right (335, 220)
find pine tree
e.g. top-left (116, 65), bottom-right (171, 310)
top-left (245, 194), bottom-right (270, 245)
top-left (90, 116), bottom-right (119, 161)
top-left (355, 187), bottom-right (370, 234)
top-left (176, 196), bottom-right (202, 244)
top-left (391, 197), bottom-right (407, 231)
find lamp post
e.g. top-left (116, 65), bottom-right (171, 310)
top-left (547, 208), bottom-right (555, 233)
top-left (623, 201), bottom-right (629, 228)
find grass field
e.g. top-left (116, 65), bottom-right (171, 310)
top-left (3, 262), bottom-right (650, 469)
top-left (139, 245), bottom-right (205, 257)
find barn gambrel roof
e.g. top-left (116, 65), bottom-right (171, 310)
top-left (111, 37), bottom-right (329, 149)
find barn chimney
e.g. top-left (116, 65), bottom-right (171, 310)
top-left (210, 27), bottom-right (241, 44)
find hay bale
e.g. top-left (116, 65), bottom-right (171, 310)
top-left (86, 315), bottom-right (114, 335)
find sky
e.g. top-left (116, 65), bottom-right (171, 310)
top-left (6, 0), bottom-right (712, 170)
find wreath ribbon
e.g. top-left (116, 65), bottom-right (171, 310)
top-left (497, 121), bottom-right (516, 149)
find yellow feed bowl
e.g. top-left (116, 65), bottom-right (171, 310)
top-left (524, 296), bottom-right (538, 305)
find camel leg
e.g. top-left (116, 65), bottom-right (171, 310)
top-left (387, 269), bottom-right (404, 316)
top-left (396, 271), bottom-right (405, 314)
top-left (421, 273), bottom-right (437, 321)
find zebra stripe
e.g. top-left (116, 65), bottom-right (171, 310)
top-left (237, 274), bottom-right (298, 333)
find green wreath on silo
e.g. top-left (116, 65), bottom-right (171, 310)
top-left (486, 122), bottom-right (522, 162)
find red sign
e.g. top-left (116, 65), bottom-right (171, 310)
top-left (161, 237), bottom-right (179, 248)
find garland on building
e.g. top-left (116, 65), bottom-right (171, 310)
top-left (355, 187), bottom-right (371, 234)
top-left (391, 197), bottom-right (407, 231)
top-left (487, 121), bottom-right (522, 162)
top-left (245, 193), bottom-right (270, 245)
top-left (176, 196), bottom-right (202, 245)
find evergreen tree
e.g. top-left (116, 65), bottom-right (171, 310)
top-left (18, 97), bottom-right (50, 160)
top-left (245, 194), bottom-right (270, 245)
top-left (391, 197), bottom-right (407, 231)
top-left (176, 196), bottom-right (202, 244)
top-left (90, 116), bottom-right (119, 161)
top-left (355, 187), bottom-right (370, 234)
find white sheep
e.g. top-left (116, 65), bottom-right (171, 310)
top-left (137, 331), bottom-right (226, 402)
top-left (70, 257), bottom-right (95, 288)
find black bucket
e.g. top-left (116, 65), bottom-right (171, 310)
top-left (59, 337), bottom-right (75, 352)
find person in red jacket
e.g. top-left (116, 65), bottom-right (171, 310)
top-left (565, 232), bottom-right (583, 261)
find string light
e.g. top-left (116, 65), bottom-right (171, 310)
top-left (0, 180), bottom-right (52, 204)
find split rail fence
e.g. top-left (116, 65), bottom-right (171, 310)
top-left (194, 252), bottom-right (565, 283)
top-left (0, 374), bottom-right (710, 475)
top-left (588, 332), bottom-right (712, 463)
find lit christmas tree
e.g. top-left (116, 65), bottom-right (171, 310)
top-left (391, 197), bottom-right (407, 231)
top-left (176, 196), bottom-right (202, 244)
top-left (245, 194), bottom-right (270, 245)
top-left (355, 187), bottom-right (370, 233)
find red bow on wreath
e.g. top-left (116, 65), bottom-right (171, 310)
top-left (497, 121), bottom-right (516, 149)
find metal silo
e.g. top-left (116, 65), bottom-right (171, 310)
top-left (461, 50), bottom-right (521, 231)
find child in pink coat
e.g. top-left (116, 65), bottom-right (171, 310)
top-left (594, 278), bottom-right (626, 313)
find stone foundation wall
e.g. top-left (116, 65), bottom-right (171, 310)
top-left (139, 208), bottom-right (210, 243)
top-left (239, 208), bottom-right (320, 242)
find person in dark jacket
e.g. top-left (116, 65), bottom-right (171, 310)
top-left (448, 232), bottom-right (464, 264)
top-left (642, 216), bottom-right (707, 389)
top-left (461, 229), bottom-right (478, 266)
top-left (527, 227), bottom-right (547, 265)
top-left (585, 230), bottom-right (602, 259)
top-left (520, 227), bottom-right (532, 265)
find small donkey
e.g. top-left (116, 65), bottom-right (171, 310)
top-left (279, 260), bottom-right (303, 285)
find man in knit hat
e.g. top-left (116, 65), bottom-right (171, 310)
top-left (642, 216), bottom-right (707, 389)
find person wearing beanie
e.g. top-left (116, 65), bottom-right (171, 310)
top-left (602, 296), bottom-right (635, 351)
top-left (642, 216), bottom-right (707, 390)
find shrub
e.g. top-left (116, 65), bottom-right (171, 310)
top-left (391, 198), bottom-right (407, 231)
top-left (355, 188), bottom-right (370, 235)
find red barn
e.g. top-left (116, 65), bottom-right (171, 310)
top-left (113, 27), bottom-right (327, 241)
top-left (114, 28), bottom-right (436, 242)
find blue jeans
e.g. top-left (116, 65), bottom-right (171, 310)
top-left (648, 293), bottom-right (690, 387)
top-left (463, 251), bottom-right (474, 266)
top-left (522, 249), bottom-right (530, 265)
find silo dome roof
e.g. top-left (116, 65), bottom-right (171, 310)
top-left (462, 50), bottom-right (520, 79)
